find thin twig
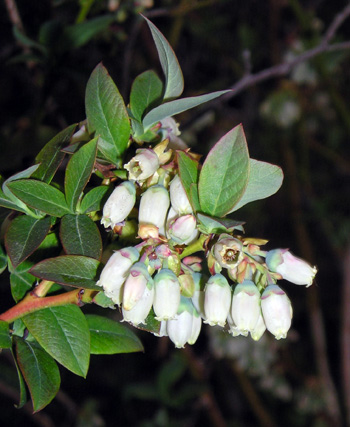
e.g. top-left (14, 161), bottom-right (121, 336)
top-left (4, 0), bottom-right (24, 32)
top-left (186, 3), bottom-right (350, 124)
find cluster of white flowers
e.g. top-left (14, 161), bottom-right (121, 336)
top-left (97, 135), bottom-right (317, 348)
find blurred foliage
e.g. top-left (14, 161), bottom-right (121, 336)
top-left (1, 0), bottom-right (350, 426)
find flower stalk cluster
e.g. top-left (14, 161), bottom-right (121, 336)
top-left (97, 132), bottom-right (317, 348)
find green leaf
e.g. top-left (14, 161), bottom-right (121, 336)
top-left (86, 315), bottom-right (143, 354)
top-left (60, 214), bottom-right (102, 260)
top-left (0, 189), bottom-right (28, 213)
top-left (228, 159), bottom-right (284, 212)
top-left (14, 337), bottom-right (60, 412)
top-left (63, 15), bottom-right (114, 49)
top-left (31, 124), bottom-right (77, 184)
top-left (12, 348), bottom-right (28, 408)
top-left (5, 216), bottom-right (51, 268)
top-left (130, 70), bottom-right (163, 123)
top-left (197, 213), bottom-right (245, 235)
top-left (143, 16), bottom-right (184, 100)
top-left (189, 184), bottom-right (201, 212)
top-left (10, 260), bottom-right (37, 303)
top-left (2, 165), bottom-right (41, 214)
top-left (0, 321), bottom-right (11, 348)
top-left (65, 138), bottom-right (98, 212)
top-left (13, 26), bottom-right (47, 54)
top-left (177, 151), bottom-right (200, 211)
top-left (143, 91), bottom-right (229, 130)
top-left (78, 186), bottom-right (109, 214)
top-left (0, 243), bottom-right (7, 274)
top-left (30, 255), bottom-right (101, 290)
top-left (198, 124), bottom-right (250, 217)
top-left (7, 180), bottom-right (71, 217)
top-left (23, 305), bottom-right (90, 377)
top-left (85, 63), bottom-right (130, 164)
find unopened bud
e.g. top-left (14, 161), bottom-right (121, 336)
top-left (168, 214), bottom-right (197, 244)
top-left (123, 262), bottom-right (153, 311)
top-left (266, 249), bottom-right (317, 287)
top-left (169, 175), bottom-right (192, 215)
top-left (122, 281), bottom-right (154, 326)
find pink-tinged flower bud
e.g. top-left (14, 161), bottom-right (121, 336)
top-left (96, 247), bottom-right (139, 305)
top-left (123, 262), bottom-right (153, 311)
top-left (167, 297), bottom-right (200, 348)
top-left (124, 148), bottom-right (159, 182)
top-left (169, 175), bottom-right (192, 215)
top-left (138, 185), bottom-right (170, 236)
top-left (204, 274), bottom-right (231, 327)
top-left (213, 236), bottom-right (243, 269)
top-left (101, 181), bottom-right (136, 229)
top-left (122, 281), bottom-right (154, 326)
top-left (261, 284), bottom-right (293, 340)
top-left (153, 269), bottom-right (181, 320)
top-left (168, 214), bottom-right (197, 244)
top-left (250, 312), bottom-right (266, 341)
top-left (231, 280), bottom-right (261, 334)
top-left (266, 249), bottom-right (317, 287)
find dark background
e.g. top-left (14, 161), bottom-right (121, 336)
top-left (0, 0), bottom-right (350, 426)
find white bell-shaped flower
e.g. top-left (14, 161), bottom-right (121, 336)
top-left (138, 185), bottom-right (170, 236)
top-left (101, 181), bottom-right (136, 229)
top-left (122, 281), bottom-right (154, 326)
top-left (123, 262), bottom-right (153, 311)
top-left (231, 280), bottom-right (261, 334)
top-left (261, 284), bottom-right (293, 339)
top-left (204, 274), bottom-right (231, 327)
top-left (169, 175), bottom-right (193, 215)
top-left (153, 269), bottom-right (181, 320)
top-left (96, 247), bottom-right (139, 305)
top-left (124, 148), bottom-right (159, 182)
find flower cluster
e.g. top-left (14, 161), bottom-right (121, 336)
top-left (96, 134), bottom-right (317, 348)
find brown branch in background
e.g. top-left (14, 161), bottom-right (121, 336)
top-left (282, 138), bottom-right (342, 425)
top-left (185, 3), bottom-right (350, 126)
top-left (342, 243), bottom-right (350, 426)
top-left (4, 0), bottom-right (24, 32)
top-left (184, 346), bottom-right (227, 427)
top-left (229, 360), bottom-right (277, 427)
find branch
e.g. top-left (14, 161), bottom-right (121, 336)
top-left (186, 3), bottom-right (350, 122)
top-left (0, 288), bottom-right (97, 323)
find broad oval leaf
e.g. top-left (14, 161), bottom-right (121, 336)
top-left (31, 124), bottom-right (77, 183)
top-left (143, 16), bottom-right (184, 100)
top-left (130, 70), bottom-right (163, 123)
top-left (198, 124), bottom-right (250, 217)
top-left (85, 63), bottom-right (130, 164)
top-left (78, 185), bottom-right (109, 214)
top-left (60, 214), bottom-right (102, 260)
top-left (30, 255), bottom-right (101, 289)
top-left (7, 179), bottom-right (71, 217)
top-left (5, 215), bottom-right (51, 268)
top-left (23, 305), bottom-right (90, 377)
top-left (64, 138), bottom-right (98, 212)
top-left (14, 337), bottom-right (60, 412)
top-left (12, 348), bottom-right (28, 408)
top-left (86, 315), bottom-right (143, 354)
top-left (143, 91), bottom-right (230, 130)
top-left (228, 159), bottom-right (284, 212)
